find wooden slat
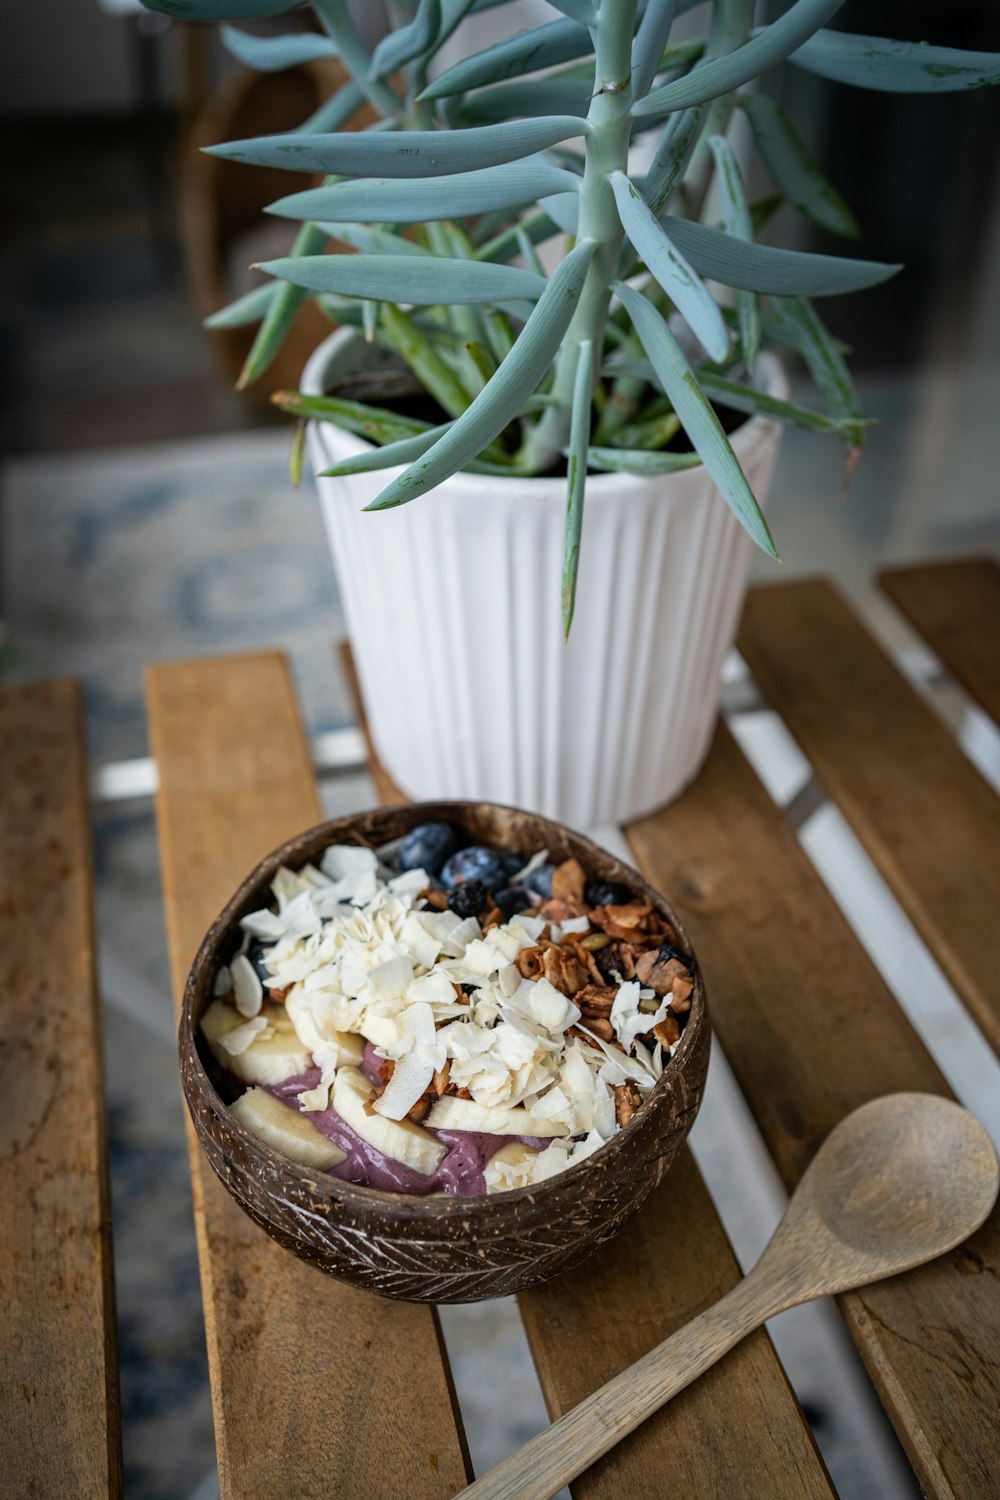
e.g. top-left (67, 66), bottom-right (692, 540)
top-left (738, 578), bottom-right (1000, 1060)
top-left (626, 722), bottom-right (1000, 1500)
top-left (879, 557), bottom-right (1000, 729)
top-left (146, 651), bottom-right (471, 1500)
top-left (0, 680), bottom-right (123, 1497)
top-left (340, 645), bottom-right (835, 1500)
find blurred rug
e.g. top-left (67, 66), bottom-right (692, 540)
top-left (1, 428), bottom-right (348, 763)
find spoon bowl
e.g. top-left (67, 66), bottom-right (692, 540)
top-left (770, 1092), bottom-right (1000, 1293)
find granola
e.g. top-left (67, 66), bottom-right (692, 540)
top-left (204, 824), bottom-right (694, 1196)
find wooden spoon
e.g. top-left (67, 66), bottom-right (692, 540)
top-left (461, 1092), bottom-right (999, 1500)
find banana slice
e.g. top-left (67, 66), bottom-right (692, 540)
top-left (230, 1087), bottom-right (346, 1171)
top-left (426, 1094), bottom-right (570, 1138)
top-left (483, 1141), bottom-right (542, 1193)
top-left (285, 990), bottom-right (364, 1068)
top-left (333, 1066), bottom-right (446, 1177)
top-left (201, 998), bottom-right (312, 1085)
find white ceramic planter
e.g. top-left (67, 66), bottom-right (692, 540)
top-left (304, 331), bottom-right (785, 828)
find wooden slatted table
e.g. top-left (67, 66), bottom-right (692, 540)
top-left (4, 560), bottom-right (999, 1499)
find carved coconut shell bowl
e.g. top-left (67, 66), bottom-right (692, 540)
top-left (179, 801), bottom-right (710, 1303)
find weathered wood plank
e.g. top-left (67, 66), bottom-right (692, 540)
top-left (340, 645), bottom-right (835, 1500)
top-left (147, 651), bottom-right (471, 1500)
top-left (880, 557), bottom-right (1000, 729)
top-left (626, 721), bottom-right (1000, 1500)
top-left (0, 680), bottom-right (123, 1498)
top-left (738, 577), bottom-right (1000, 1060)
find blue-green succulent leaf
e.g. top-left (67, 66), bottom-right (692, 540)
top-left (612, 172), bottom-right (729, 363)
top-left (586, 446), bottom-right (702, 474)
top-left (698, 370), bottom-right (872, 441)
top-left (708, 135), bottom-right (760, 372)
top-left (317, 224), bottom-right (430, 256)
top-left (140, 0), bottom-right (300, 17)
top-left (767, 295), bottom-right (866, 445)
top-left (612, 358), bottom-right (872, 439)
top-left (220, 25), bottom-right (338, 70)
top-left (740, 93), bottom-right (858, 238)
top-left (419, 17), bottom-right (592, 100)
top-left (367, 239), bottom-right (595, 509)
top-left (538, 190), bottom-right (581, 236)
top-left (309, 0), bottom-right (401, 115)
top-left (633, 0), bottom-right (679, 99)
top-left (642, 105), bottom-right (705, 213)
top-left (446, 66), bottom-right (595, 124)
top-left (634, 0), bottom-right (848, 115)
top-left (205, 116), bottom-right (587, 175)
top-left (237, 220), bottom-right (329, 387)
top-left (369, 0), bottom-right (441, 80)
top-left (562, 337), bottom-right (593, 637)
top-left (268, 157), bottom-right (580, 222)
top-left (615, 280), bottom-right (778, 555)
top-left (203, 282), bottom-right (278, 329)
top-left (258, 253), bottom-right (548, 303)
top-left (297, 82), bottom-right (367, 133)
top-left (546, 0), bottom-right (596, 24)
top-left (789, 31), bottom-right (1000, 92)
top-left (661, 215), bottom-right (900, 295)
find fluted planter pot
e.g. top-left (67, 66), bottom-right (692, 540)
top-left (304, 330), bottom-right (785, 827)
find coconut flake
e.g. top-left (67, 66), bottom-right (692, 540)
top-left (321, 843), bottom-right (379, 881)
top-left (240, 907), bottom-right (287, 942)
top-left (231, 953), bottom-right (263, 1017)
top-left (367, 954), bottom-right (413, 1002)
top-left (217, 1014), bottom-right (268, 1056)
top-left (373, 1050), bottom-right (435, 1120)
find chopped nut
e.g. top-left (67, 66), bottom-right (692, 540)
top-left (542, 944), bottom-right (587, 997)
top-left (614, 1081), bottom-right (642, 1127)
top-left (566, 1025), bottom-right (602, 1050)
top-left (652, 1015), bottom-right (682, 1049)
top-left (593, 902), bottom-right (670, 944)
top-left (480, 905), bottom-right (504, 932)
top-left (516, 945), bottom-right (546, 980)
top-left (670, 982), bottom-right (692, 1013)
top-left (593, 940), bottom-right (638, 983)
top-left (537, 895), bottom-right (586, 924)
top-left (421, 886), bottom-right (448, 910)
top-left (584, 1017), bottom-right (614, 1042)
top-left (268, 985), bottom-right (291, 1004)
top-left (551, 857), bottom-right (586, 903)
top-left (635, 944), bottom-right (693, 996)
top-left (432, 1062), bottom-right (451, 1096)
top-left (362, 1089), bottom-right (380, 1118)
top-left (574, 983), bottom-right (618, 1020)
top-left (376, 1057), bottom-right (395, 1084)
top-left (407, 1097), bottom-right (431, 1123)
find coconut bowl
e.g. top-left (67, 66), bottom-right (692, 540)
top-left (179, 801), bottom-right (710, 1303)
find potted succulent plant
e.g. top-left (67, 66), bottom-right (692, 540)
top-left (144, 0), bottom-right (999, 825)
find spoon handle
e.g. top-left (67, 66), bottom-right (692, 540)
top-left (459, 1276), bottom-right (775, 1500)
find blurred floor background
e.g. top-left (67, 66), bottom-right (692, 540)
top-left (2, 3), bottom-right (999, 1497)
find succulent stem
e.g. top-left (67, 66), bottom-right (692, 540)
top-left (521, 0), bottom-right (639, 472)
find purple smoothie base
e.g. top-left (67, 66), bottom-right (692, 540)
top-left (262, 1043), bottom-right (555, 1196)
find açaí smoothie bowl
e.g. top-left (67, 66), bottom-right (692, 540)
top-left (181, 802), bottom-right (709, 1302)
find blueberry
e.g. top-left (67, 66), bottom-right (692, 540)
top-left (440, 845), bottom-right (522, 891)
top-left (247, 941), bottom-right (275, 987)
top-left (585, 879), bottom-right (633, 907)
top-left (495, 884), bottom-right (534, 919)
top-left (524, 862), bottom-right (557, 898)
top-left (398, 821), bottom-right (459, 877)
top-left (446, 879), bottom-right (490, 919)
